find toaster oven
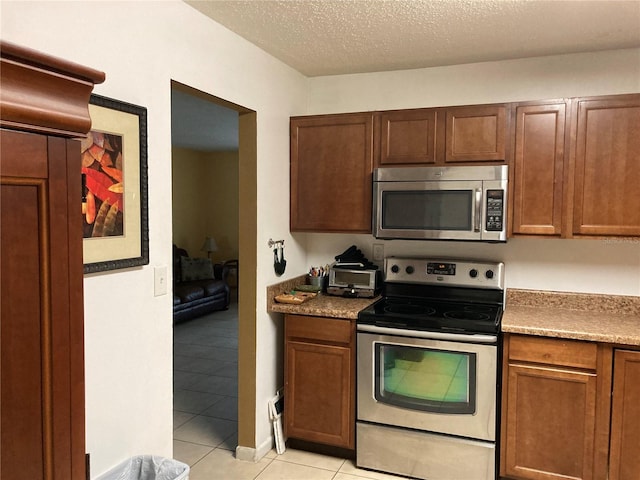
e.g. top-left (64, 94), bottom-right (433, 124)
top-left (327, 267), bottom-right (381, 298)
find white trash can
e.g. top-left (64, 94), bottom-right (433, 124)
top-left (97, 455), bottom-right (189, 480)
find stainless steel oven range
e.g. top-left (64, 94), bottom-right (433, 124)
top-left (357, 257), bottom-right (504, 480)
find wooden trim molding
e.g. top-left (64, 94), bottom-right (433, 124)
top-left (0, 41), bottom-right (105, 136)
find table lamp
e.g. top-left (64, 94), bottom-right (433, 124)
top-left (201, 236), bottom-right (218, 261)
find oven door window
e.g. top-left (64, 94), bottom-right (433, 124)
top-left (375, 343), bottom-right (476, 414)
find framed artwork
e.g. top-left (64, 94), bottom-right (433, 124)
top-left (82, 94), bottom-right (149, 274)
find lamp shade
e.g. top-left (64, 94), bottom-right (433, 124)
top-left (201, 236), bottom-right (218, 253)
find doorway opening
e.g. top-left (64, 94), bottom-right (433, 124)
top-left (170, 80), bottom-right (257, 466)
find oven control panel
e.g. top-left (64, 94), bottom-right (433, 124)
top-left (385, 257), bottom-right (504, 289)
top-left (426, 262), bottom-right (456, 275)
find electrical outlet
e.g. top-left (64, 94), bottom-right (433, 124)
top-left (154, 265), bottom-right (168, 296)
top-left (373, 243), bottom-right (384, 261)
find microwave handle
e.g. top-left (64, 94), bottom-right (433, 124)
top-left (474, 189), bottom-right (482, 232)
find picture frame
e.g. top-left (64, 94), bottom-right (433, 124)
top-left (82, 94), bottom-right (149, 274)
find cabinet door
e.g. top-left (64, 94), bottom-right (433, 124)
top-left (1, 129), bottom-right (85, 480)
top-left (290, 113), bottom-right (374, 233)
top-left (512, 103), bottom-right (566, 236)
top-left (445, 105), bottom-right (507, 163)
top-left (572, 95), bottom-right (640, 236)
top-left (285, 340), bottom-right (353, 448)
top-left (609, 350), bottom-right (640, 480)
top-left (503, 363), bottom-right (598, 480)
top-left (379, 109), bottom-right (437, 165)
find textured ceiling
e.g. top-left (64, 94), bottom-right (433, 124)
top-left (186, 0), bottom-right (640, 77)
top-left (175, 0), bottom-right (640, 151)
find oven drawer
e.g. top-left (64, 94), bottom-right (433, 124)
top-left (357, 422), bottom-right (495, 480)
top-left (508, 334), bottom-right (597, 370)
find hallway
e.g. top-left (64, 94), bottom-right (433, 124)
top-left (172, 303), bottom-right (404, 479)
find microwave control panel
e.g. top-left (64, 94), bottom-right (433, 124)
top-left (486, 190), bottom-right (504, 232)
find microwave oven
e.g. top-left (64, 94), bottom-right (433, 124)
top-left (373, 165), bottom-right (508, 242)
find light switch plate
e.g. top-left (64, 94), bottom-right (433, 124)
top-left (154, 265), bottom-right (168, 296)
top-left (373, 243), bottom-right (384, 261)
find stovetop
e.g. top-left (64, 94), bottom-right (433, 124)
top-left (357, 257), bottom-right (505, 335)
top-left (358, 295), bottom-right (502, 334)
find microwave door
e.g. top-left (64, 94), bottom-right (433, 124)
top-left (375, 180), bottom-right (484, 240)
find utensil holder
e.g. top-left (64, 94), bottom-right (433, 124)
top-left (307, 275), bottom-right (328, 291)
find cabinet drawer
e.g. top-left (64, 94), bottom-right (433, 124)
top-left (509, 334), bottom-right (597, 370)
top-left (286, 314), bottom-right (352, 344)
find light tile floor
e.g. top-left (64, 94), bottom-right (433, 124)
top-left (173, 300), bottom-right (408, 480)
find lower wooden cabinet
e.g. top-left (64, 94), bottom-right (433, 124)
top-left (500, 334), bottom-right (610, 480)
top-left (609, 349), bottom-right (640, 480)
top-left (501, 334), bottom-right (640, 480)
top-left (284, 314), bottom-right (355, 450)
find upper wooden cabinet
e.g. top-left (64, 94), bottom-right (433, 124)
top-left (379, 108), bottom-right (437, 165)
top-left (511, 101), bottom-right (567, 236)
top-left (444, 105), bottom-right (508, 163)
top-left (291, 94), bottom-right (640, 237)
top-left (511, 94), bottom-right (640, 239)
top-left (569, 95), bottom-right (640, 237)
top-left (378, 104), bottom-right (509, 167)
top-left (290, 113), bottom-right (374, 233)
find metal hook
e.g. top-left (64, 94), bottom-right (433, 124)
top-left (268, 238), bottom-right (284, 249)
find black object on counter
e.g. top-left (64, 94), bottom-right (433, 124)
top-left (334, 245), bottom-right (378, 270)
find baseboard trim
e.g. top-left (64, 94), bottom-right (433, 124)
top-left (235, 436), bottom-right (273, 462)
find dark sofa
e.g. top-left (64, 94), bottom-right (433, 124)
top-left (173, 244), bottom-right (230, 323)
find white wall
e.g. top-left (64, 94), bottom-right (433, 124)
top-left (1, 1), bottom-right (307, 477)
top-left (302, 235), bottom-right (640, 296)
top-left (171, 148), bottom-right (240, 262)
top-left (302, 49), bottom-right (640, 297)
top-left (306, 48), bottom-right (640, 113)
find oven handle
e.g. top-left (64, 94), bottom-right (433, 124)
top-left (357, 324), bottom-right (498, 344)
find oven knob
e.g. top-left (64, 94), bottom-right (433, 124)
top-left (485, 270), bottom-right (494, 279)
top-left (391, 264), bottom-right (399, 273)
top-left (406, 266), bottom-right (414, 274)
top-left (469, 269), bottom-right (478, 278)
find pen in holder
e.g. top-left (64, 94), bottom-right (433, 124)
top-left (307, 265), bottom-right (329, 292)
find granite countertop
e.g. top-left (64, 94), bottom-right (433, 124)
top-left (268, 279), bottom-right (640, 343)
top-left (503, 289), bottom-right (640, 346)
top-left (267, 274), bottom-right (379, 320)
